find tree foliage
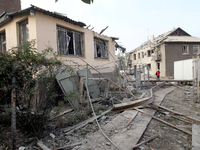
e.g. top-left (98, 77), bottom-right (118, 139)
top-left (0, 40), bottom-right (65, 136)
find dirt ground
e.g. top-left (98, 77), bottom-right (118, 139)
top-left (1, 84), bottom-right (200, 150)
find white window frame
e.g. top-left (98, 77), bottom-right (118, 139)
top-left (94, 37), bottom-right (108, 59)
top-left (57, 26), bottom-right (83, 57)
top-left (19, 19), bottom-right (29, 46)
top-left (193, 45), bottom-right (199, 55)
top-left (0, 31), bottom-right (6, 53)
top-left (182, 45), bottom-right (189, 54)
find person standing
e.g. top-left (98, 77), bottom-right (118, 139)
top-left (156, 69), bottom-right (160, 79)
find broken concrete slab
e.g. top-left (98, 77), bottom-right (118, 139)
top-left (192, 124), bottom-right (200, 150)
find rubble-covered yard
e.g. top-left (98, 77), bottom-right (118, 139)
top-left (1, 84), bottom-right (200, 150)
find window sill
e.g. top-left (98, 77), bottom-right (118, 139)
top-left (58, 55), bottom-right (84, 58)
top-left (94, 58), bottom-right (109, 61)
top-left (182, 53), bottom-right (189, 55)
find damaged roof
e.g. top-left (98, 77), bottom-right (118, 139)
top-left (0, 5), bottom-right (86, 27)
top-left (128, 27), bottom-right (194, 53)
top-left (164, 36), bottom-right (200, 42)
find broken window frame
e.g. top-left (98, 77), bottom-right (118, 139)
top-left (19, 19), bottom-right (29, 46)
top-left (193, 45), bottom-right (199, 55)
top-left (57, 26), bottom-right (84, 57)
top-left (182, 45), bottom-right (189, 54)
top-left (94, 37), bottom-right (108, 59)
top-left (0, 31), bottom-right (6, 53)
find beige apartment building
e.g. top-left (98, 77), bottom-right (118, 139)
top-left (0, 5), bottom-right (118, 73)
top-left (127, 27), bottom-right (200, 78)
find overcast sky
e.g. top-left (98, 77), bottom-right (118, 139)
top-left (21, 0), bottom-right (200, 52)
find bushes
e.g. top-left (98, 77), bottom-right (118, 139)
top-left (0, 40), bottom-right (65, 136)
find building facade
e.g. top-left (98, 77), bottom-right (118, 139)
top-left (0, 5), bottom-right (118, 73)
top-left (128, 28), bottom-right (200, 77)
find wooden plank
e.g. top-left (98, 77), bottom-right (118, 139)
top-left (134, 107), bottom-right (192, 135)
top-left (111, 97), bottom-right (154, 111)
top-left (37, 141), bottom-right (50, 150)
top-left (49, 109), bottom-right (73, 121)
top-left (63, 109), bottom-right (111, 133)
top-left (152, 104), bottom-right (200, 123)
top-left (192, 124), bottom-right (200, 150)
top-left (132, 134), bottom-right (159, 149)
top-left (125, 111), bottom-right (138, 128)
top-left (111, 82), bottom-right (165, 111)
top-left (52, 142), bottom-right (82, 150)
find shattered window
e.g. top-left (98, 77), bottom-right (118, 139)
top-left (182, 45), bottom-right (189, 54)
top-left (57, 26), bottom-right (83, 57)
top-left (0, 31), bottom-right (6, 53)
top-left (94, 37), bottom-right (108, 59)
top-left (19, 19), bottom-right (29, 46)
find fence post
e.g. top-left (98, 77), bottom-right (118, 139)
top-left (11, 64), bottom-right (16, 150)
top-left (85, 64), bottom-right (89, 109)
top-left (118, 60), bottom-right (122, 99)
top-left (139, 65), bottom-right (141, 89)
top-left (143, 64), bottom-right (145, 86)
top-left (147, 65), bottom-right (150, 86)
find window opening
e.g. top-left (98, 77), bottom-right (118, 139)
top-left (157, 63), bottom-right (160, 69)
top-left (193, 45), bottom-right (199, 54)
top-left (182, 45), bottom-right (189, 54)
top-left (0, 31), bottom-right (6, 53)
top-left (19, 19), bottom-right (29, 46)
top-left (138, 53), bottom-right (140, 59)
top-left (57, 26), bottom-right (83, 56)
top-left (134, 54), bottom-right (136, 60)
top-left (94, 37), bottom-right (108, 59)
top-left (147, 50), bottom-right (151, 57)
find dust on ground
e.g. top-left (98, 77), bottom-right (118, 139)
top-left (1, 84), bottom-right (200, 150)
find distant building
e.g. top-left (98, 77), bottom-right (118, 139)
top-left (0, 0), bottom-right (21, 15)
top-left (127, 27), bottom-right (200, 78)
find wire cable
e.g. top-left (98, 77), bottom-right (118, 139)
top-left (85, 84), bottom-right (121, 150)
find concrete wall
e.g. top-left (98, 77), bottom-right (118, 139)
top-left (0, 0), bottom-right (21, 14)
top-left (0, 11), bottom-right (116, 73)
top-left (165, 42), bottom-right (198, 77)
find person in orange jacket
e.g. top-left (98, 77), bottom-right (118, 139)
top-left (156, 69), bottom-right (160, 79)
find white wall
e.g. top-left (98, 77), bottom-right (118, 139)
top-left (174, 59), bottom-right (193, 80)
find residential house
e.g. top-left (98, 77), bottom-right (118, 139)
top-left (127, 27), bottom-right (200, 77)
top-left (0, 5), bottom-right (118, 74)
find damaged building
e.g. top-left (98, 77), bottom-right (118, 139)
top-left (0, 5), bottom-right (118, 74)
top-left (127, 27), bottom-right (200, 77)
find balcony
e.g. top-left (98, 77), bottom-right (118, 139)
top-left (152, 52), bottom-right (161, 61)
